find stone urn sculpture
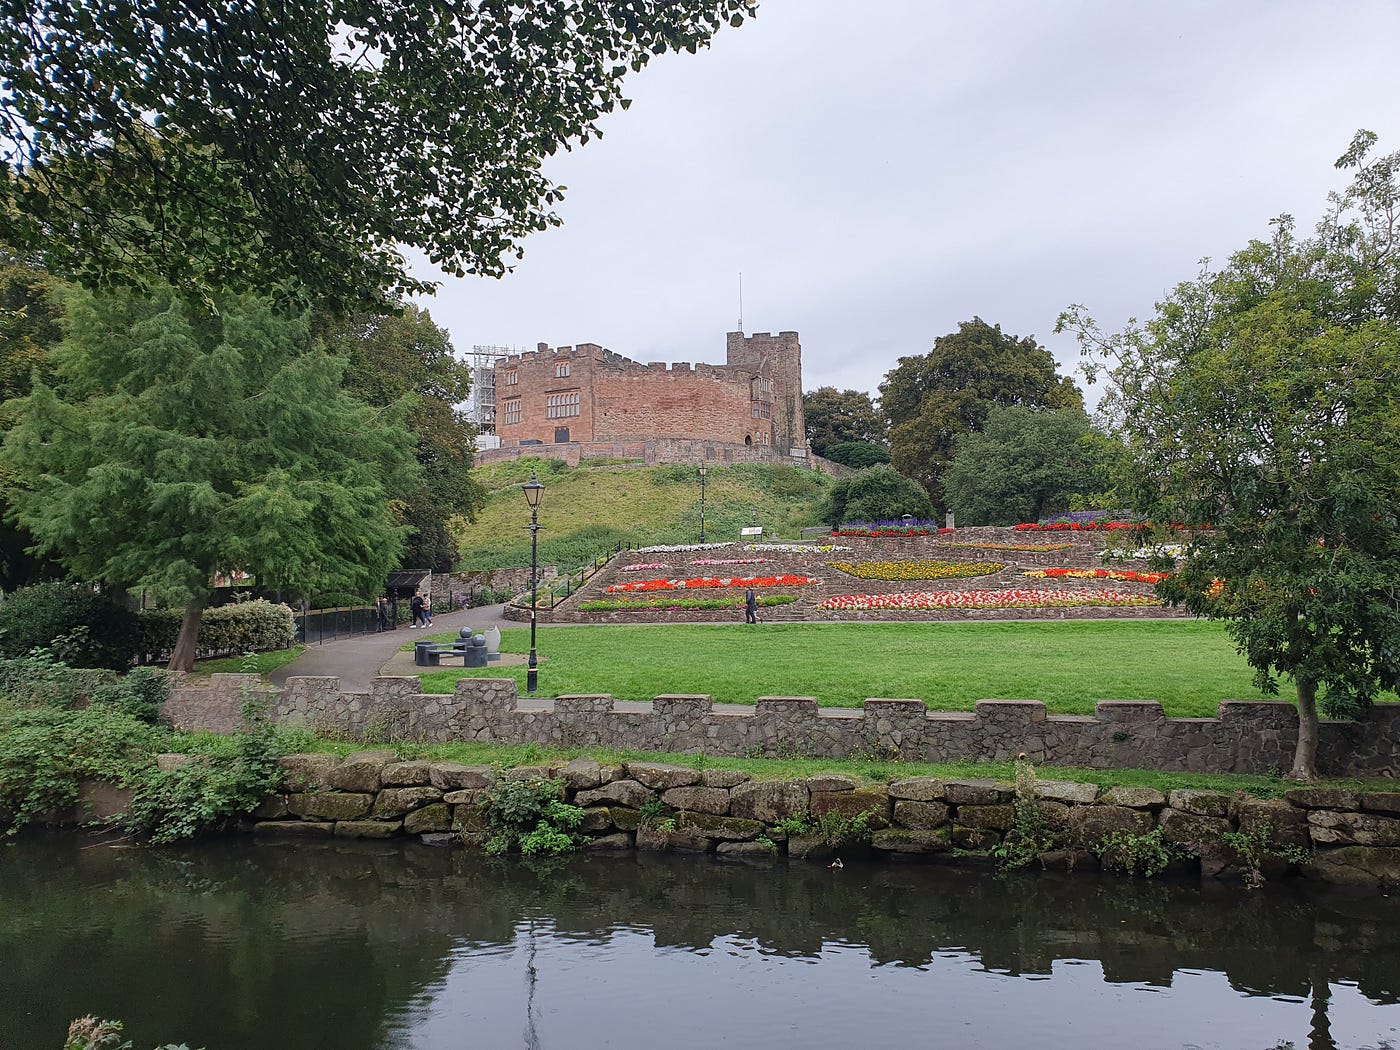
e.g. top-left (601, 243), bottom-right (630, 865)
top-left (482, 624), bottom-right (501, 655)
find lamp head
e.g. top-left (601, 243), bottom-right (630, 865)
top-left (522, 472), bottom-right (545, 510)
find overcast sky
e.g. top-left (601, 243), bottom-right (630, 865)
top-left (411, 1), bottom-right (1400, 407)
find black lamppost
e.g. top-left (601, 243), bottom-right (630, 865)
top-left (698, 464), bottom-right (707, 543)
top-left (522, 471), bottom-right (544, 694)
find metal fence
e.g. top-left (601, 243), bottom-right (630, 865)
top-left (292, 588), bottom-right (490, 646)
top-left (529, 544), bottom-right (627, 610)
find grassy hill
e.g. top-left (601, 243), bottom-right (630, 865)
top-left (451, 457), bottom-right (833, 569)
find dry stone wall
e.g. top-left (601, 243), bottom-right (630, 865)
top-left (165, 674), bottom-right (1400, 779)
top-left (230, 752), bottom-right (1400, 888)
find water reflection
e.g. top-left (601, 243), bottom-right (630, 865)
top-left (1, 834), bottom-right (1397, 1050)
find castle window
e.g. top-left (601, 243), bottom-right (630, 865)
top-left (505, 370), bottom-right (518, 386)
top-left (502, 398), bottom-right (521, 425)
top-left (751, 376), bottom-right (773, 401)
top-left (752, 401), bottom-right (772, 420)
top-left (555, 362), bottom-right (571, 378)
top-left (546, 391), bottom-right (580, 419)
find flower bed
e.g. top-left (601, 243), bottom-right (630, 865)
top-left (830, 527), bottom-right (931, 537)
top-left (690, 558), bottom-right (770, 566)
top-left (578, 595), bottom-right (797, 612)
top-left (1022, 568), bottom-right (1169, 584)
top-left (634, 542), bottom-right (735, 554)
top-left (1013, 521), bottom-right (1145, 533)
top-left (940, 541), bottom-right (1073, 553)
top-left (620, 562), bottom-right (669, 572)
top-left (826, 560), bottom-right (1004, 581)
top-left (814, 588), bottom-right (1162, 611)
top-left (744, 543), bottom-right (852, 553)
top-left (606, 574), bottom-right (820, 594)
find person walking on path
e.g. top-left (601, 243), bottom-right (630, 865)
top-left (744, 587), bottom-right (758, 624)
top-left (410, 593), bottom-right (425, 628)
top-left (375, 596), bottom-right (389, 633)
top-left (422, 594), bottom-right (433, 628)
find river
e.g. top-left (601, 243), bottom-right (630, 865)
top-left (2, 834), bottom-right (1397, 1050)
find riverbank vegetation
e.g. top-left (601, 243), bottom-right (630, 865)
top-left (415, 621), bottom-right (1319, 715)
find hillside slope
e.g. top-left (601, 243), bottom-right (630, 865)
top-left (451, 457), bottom-right (833, 569)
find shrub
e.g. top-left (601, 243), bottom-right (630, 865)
top-left (89, 667), bottom-right (172, 724)
top-left (478, 771), bottom-right (585, 855)
top-left (138, 599), bottom-right (296, 660)
top-left (1094, 827), bottom-right (1188, 878)
top-left (820, 465), bottom-right (933, 527)
top-left (0, 582), bottom-right (140, 670)
top-left (823, 441), bottom-right (891, 469)
top-left (0, 654), bottom-right (117, 710)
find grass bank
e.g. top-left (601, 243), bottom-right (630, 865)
top-left (414, 620), bottom-right (1320, 717)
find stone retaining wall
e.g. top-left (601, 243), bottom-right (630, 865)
top-left (165, 674), bottom-right (1400, 778)
top-left (232, 752), bottom-right (1400, 888)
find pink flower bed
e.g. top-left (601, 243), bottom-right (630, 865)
top-left (607, 574), bottom-right (820, 594)
top-left (690, 558), bottom-right (771, 566)
top-left (815, 588), bottom-right (1162, 611)
top-left (620, 563), bottom-right (669, 572)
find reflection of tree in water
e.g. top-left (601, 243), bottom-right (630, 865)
top-left (3, 835), bottom-right (1398, 1050)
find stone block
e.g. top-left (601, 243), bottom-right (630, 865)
top-left (1099, 786), bottom-right (1166, 810)
top-left (701, 769), bottom-right (751, 789)
top-left (76, 782), bottom-right (132, 822)
top-left (1285, 787), bottom-right (1360, 810)
top-left (955, 804), bottom-right (1016, 832)
top-left (251, 821), bottom-right (334, 837)
top-left (381, 761), bottom-right (433, 787)
top-left (674, 812), bottom-right (765, 842)
top-left (580, 807), bottom-right (613, 833)
top-left (626, 762), bottom-right (701, 790)
top-left (576, 780), bottom-right (653, 809)
top-left (1237, 798), bottom-right (1310, 848)
top-left (250, 795), bottom-right (291, 820)
top-left (155, 753), bottom-right (196, 772)
top-left (288, 792), bottom-right (374, 821)
top-left (442, 788), bottom-right (489, 806)
top-left (560, 757), bottom-right (604, 791)
top-left (334, 820), bottom-right (401, 839)
top-left (1360, 792), bottom-right (1400, 816)
top-left (1300, 846), bottom-right (1400, 887)
top-left (950, 826), bottom-right (1000, 849)
top-left (372, 787), bottom-right (444, 818)
top-left (810, 788), bottom-right (890, 826)
top-left (504, 765), bottom-right (557, 781)
top-left (787, 834), bottom-right (837, 862)
top-left (609, 807), bottom-right (644, 832)
top-left (662, 786), bottom-right (731, 815)
top-left (806, 775), bottom-right (857, 793)
top-left (404, 804), bottom-right (451, 835)
top-left (717, 841), bottom-right (778, 859)
top-left (277, 754), bottom-right (342, 792)
top-left (729, 780), bottom-right (810, 823)
top-left (1067, 805), bottom-right (1154, 849)
top-left (1034, 780), bottom-right (1099, 805)
top-left (892, 800), bottom-right (949, 830)
top-left (326, 757), bottom-right (387, 793)
top-left (871, 828), bottom-right (951, 854)
top-left (1167, 789), bottom-right (1231, 817)
top-left (944, 779), bottom-right (1013, 806)
top-left (1158, 807), bottom-right (1230, 846)
top-left (888, 777), bottom-right (946, 802)
top-left (451, 804), bottom-right (489, 835)
top-left (430, 763), bottom-right (493, 791)
top-left (1307, 810), bottom-right (1400, 847)
top-left (584, 832), bottom-right (634, 851)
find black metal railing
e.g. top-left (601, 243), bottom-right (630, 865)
top-left (517, 543), bottom-right (627, 611)
top-left (293, 588), bottom-right (491, 646)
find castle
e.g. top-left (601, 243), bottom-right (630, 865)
top-left (475, 331), bottom-right (829, 470)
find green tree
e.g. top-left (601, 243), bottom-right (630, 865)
top-left (821, 465), bottom-right (933, 527)
top-left (942, 406), bottom-right (1120, 525)
top-left (1, 1), bottom-right (754, 308)
top-left (880, 318), bottom-right (1081, 503)
top-left (803, 386), bottom-right (885, 456)
top-left (0, 285), bottom-right (416, 670)
top-left (1059, 130), bottom-right (1400, 780)
top-left (323, 304), bottom-right (485, 571)
top-left (823, 440), bottom-right (892, 469)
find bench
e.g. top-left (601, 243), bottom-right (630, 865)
top-left (414, 629), bottom-right (492, 668)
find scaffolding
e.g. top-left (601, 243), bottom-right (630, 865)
top-left (466, 345), bottom-right (513, 437)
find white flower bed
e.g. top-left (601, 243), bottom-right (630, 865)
top-left (634, 542), bottom-right (735, 554)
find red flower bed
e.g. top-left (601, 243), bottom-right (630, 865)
top-left (815, 588), bottom-right (1162, 611)
top-left (606, 574), bottom-right (820, 594)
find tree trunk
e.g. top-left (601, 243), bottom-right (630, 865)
top-left (1288, 677), bottom-right (1320, 782)
top-left (167, 594), bottom-right (206, 673)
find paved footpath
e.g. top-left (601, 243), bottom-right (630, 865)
top-left (270, 604), bottom-right (514, 694)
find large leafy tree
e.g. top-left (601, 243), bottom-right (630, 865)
top-left (0, 286), bottom-right (417, 670)
top-left (942, 406), bottom-right (1121, 526)
top-left (0, 0), bottom-right (755, 308)
top-left (323, 304), bottom-right (484, 571)
top-left (1059, 131), bottom-right (1400, 780)
top-left (803, 386), bottom-right (885, 456)
top-left (820, 465), bottom-right (933, 528)
top-left (880, 318), bottom-right (1081, 504)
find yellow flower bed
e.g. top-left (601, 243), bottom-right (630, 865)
top-left (826, 559), bottom-right (1004, 581)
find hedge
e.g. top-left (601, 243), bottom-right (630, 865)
top-left (139, 600), bottom-right (297, 660)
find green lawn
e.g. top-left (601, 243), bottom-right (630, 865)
top-left (192, 646), bottom-right (305, 677)
top-left (417, 620), bottom-right (1311, 717)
